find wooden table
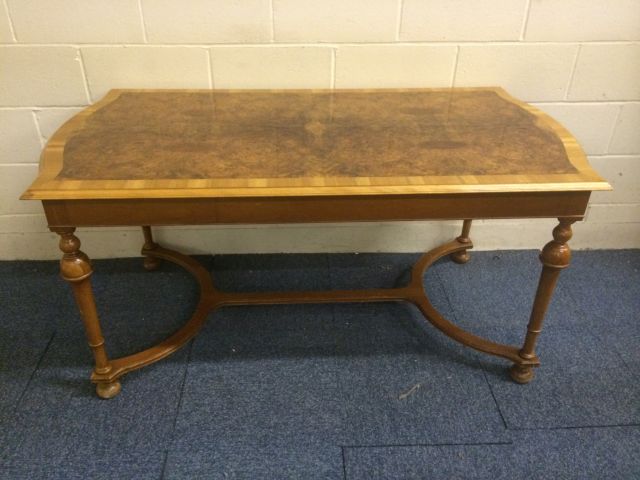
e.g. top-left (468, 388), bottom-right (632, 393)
top-left (22, 88), bottom-right (610, 399)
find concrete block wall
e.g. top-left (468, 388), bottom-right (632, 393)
top-left (1, 0), bottom-right (639, 259)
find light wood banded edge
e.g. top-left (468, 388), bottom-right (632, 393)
top-left (21, 87), bottom-right (611, 201)
top-left (24, 181), bottom-right (609, 200)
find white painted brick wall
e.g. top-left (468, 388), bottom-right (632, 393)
top-left (142, 0), bottom-right (272, 43)
top-left (454, 44), bottom-right (579, 101)
top-left (400, 0), bottom-right (527, 41)
top-left (7, 0), bottom-right (144, 43)
top-left (273, 0), bottom-right (399, 42)
top-left (335, 45), bottom-right (457, 88)
top-left (525, 0), bottom-right (640, 42)
top-left (609, 104), bottom-right (640, 153)
top-left (210, 46), bottom-right (333, 88)
top-left (81, 46), bottom-right (211, 100)
top-left (0, 1), bottom-right (13, 43)
top-left (567, 44), bottom-right (640, 100)
top-left (0, 0), bottom-right (638, 259)
top-left (0, 47), bottom-right (88, 105)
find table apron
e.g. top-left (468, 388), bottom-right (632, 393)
top-left (42, 191), bottom-right (590, 227)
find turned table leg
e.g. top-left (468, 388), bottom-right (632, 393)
top-left (509, 218), bottom-right (575, 383)
top-left (450, 219), bottom-right (473, 264)
top-left (142, 225), bottom-right (162, 271)
top-left (52, 227), bottom-right (121, 399)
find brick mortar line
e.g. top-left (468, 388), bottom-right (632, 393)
top-left (450, 45), bottom-right (460, 87)
top-left (532, 101), bottom-right (640, 105)
top-left (2, 0), bottom-right (17, 42)
top-left (519, 0), bottom-right (532, 41)
top-left (395, 0), bottom-right (403, 42)
top-left (605, 106), bottom-right (624, 154)
top-left (1, 41), bottom-right (639, 48)
top-left (136, 0), bottom-right (148, 44)
top-left (269, 0), bottom-right (275, 42)
top-left (330, 48), bottom-right (336, 89)
top-left (76, 48), bottom-right (93, 104)
top-left (589, 203), bottom-right (640, 208)
top-left (588, 153), bottom-right (640, 158)
top-left (563, 44), bottom-right (582, 100)
top-left (30, 110), bottom-right (46, 148)
top-left (0, 106), bottom-right (88, 110)
top-left (0, 162), bottom-right (39, 166)
top-left (206, 49), bottom-right (214, 89)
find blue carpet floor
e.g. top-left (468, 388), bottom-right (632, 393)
top-left (0, 250), bottom-right (638, 479)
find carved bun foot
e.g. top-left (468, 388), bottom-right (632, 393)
top-left (450, 250), bottom-right (470, 264)
top-left (509, 364), bottom-right (535, 384)
top-left (96, 380), bottom-right (122, 399)
top-left (143, 255), bottom-right (162, 271)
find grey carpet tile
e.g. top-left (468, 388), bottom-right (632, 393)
top-left (328, 253), bottom-right (479, 360)
top-left (172, 306), bottom-right (345, 448)
top-left (86, 257), bottom-right (206, 359)
top-left (561, 251), bottom-right (640, 372)
top-left (330, 294), bottom-right (505, 446)
top-left (483, 360), bottom-right (640, 429)
top-left (0, 450), bottom-right (166, 480)
top-left (0, 329), bottom-right (189, 474)
top-left (0, 260), bottom-right (67, 334)
top-left (163, 443), bottom-right (343, 480)
top-left (1, 251), bottom-right (638, 479)
top-left (434, 253), bottom-right (627, 370)
top-left (196, 304), bottom-right (339, 359)
top-left (331, 302), bottom-right (436, 356)
top-left (0, 329), bottom-right (54, 414)
top-left (433, 252), bottom-right (638, 429)
top-left (211, 253), bottom-right (330, 292)
top-left (0, 261), bottom-right (64, 414)
top-left (563, 250), bottom-right (640, 289)
top-left (594, 321), bottom-right (639, 375)
top-left (331, 298), bottom-right (482, 371)
top-left (343, 426), bottom-right (640, 480)
top-left (433, 252), bottom-right (554, 334)
top-left (336, 351), bottom-right (507, 446)
top-left (172, 356), bottom-right (343, 448)
top-left (327, 253), bottom-right (419, 290)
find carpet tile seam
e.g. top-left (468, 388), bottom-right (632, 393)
top-left (481, 368), bottom-right (510, 431)
top-left (560, 280), bottom-right (636, 377)
top-left (12, 330), bottom-right (57, 416)
top-left (508, 423), bottom-right (640, 431)
top-left (161, 339), bottom-right (194, 480)
top-left (341, 440), bottom-right (515, 449)
top-left (431, 264), bottom-right (500, 385)
top-left (159, 449), bottom-right (170, 480)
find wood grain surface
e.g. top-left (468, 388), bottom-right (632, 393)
top-left (22, 87), bottom-right (610, 200)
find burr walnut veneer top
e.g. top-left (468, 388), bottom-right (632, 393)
top-left (22, 88), bottom-right (609, 200)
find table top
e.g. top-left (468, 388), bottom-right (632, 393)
top-left (22, 87), bottom-right (609, 201)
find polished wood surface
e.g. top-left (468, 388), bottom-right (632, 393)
top-left (22, 87), bottom-right (609, 200)
top-left (20, 88), bottom-right (608, 398)
top-left (60, 90), bottom-right (575, 178)
top-left (52, 227), bottom-right (121, 398)
top-left (510, 218), bottom-right (575, 383)
top-left (42, 191), bottom-right (592, 228)
top-left (86, 223), bottom-right (548, 397)
top-left (450, 219), bottom-right (473, 264)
